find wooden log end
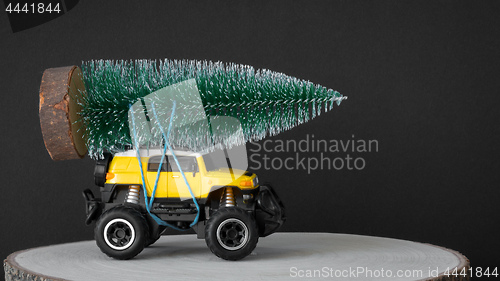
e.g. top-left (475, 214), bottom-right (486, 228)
top-left (39, 66), bottom-right (87, 161)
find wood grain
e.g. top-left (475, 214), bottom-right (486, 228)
top-left (4, 233), bottom-right (469, 281)
top-left (39, 66), bottom-right (87, 161)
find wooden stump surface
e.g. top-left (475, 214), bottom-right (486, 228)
top-left (4, 233), bottom-right (469, 281)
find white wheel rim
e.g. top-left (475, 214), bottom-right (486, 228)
top-left (216, 218), bottom-right (249, 251)
top-left (103, 218), bottom-right (136, 251)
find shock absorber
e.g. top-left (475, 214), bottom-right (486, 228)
top-left (220, 187), bottom-right (236, 208)
top-left (126, 185), bottom-right (141, 204)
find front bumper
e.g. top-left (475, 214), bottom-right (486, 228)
top-left (255, 183), bottom-right (286, 237)
top-left (82, 189), bottom-right (102, 225)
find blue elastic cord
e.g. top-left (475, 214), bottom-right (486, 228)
top-left (151, 101), bottom-right (200, 227)
top-left (130, 101), bottom-right (200, 231)
top-left (129, 104), bottom-right (189, 231)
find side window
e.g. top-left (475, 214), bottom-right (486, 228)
top-left (168, 156), bottom-right (198, 173)
top-left (147, 156), bottom-right (169, 172)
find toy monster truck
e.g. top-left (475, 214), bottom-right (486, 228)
top-left (83, 148), bottom-right (285, 260)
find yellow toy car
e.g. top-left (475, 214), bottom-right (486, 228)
top-left (83, 148), bottom-right (285, 260)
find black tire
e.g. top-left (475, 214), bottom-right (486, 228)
top-left (95, 206), bottom-right (149, 260)
top-left (94, 152), bottom-right (112, 187)
top-left (205, 207), bottom-right (258, 261)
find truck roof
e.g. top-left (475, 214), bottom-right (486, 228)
top-left (114, 148), bottom-right (202, 158)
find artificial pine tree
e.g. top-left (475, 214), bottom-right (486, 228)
top-left (77, 59), bottom-right (346, 158)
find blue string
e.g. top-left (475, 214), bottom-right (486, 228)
top-left (151, 101), bottom-right (201, 228)
top-left (129, 103), bottom-right (192, 232)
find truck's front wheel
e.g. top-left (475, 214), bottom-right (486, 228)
top-left (205, 207), bottom-right (258, 260)
top-left (95, 206), bottom-right (148, 260)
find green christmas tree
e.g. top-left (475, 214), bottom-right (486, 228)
top-left (78, 59), bottom-right (346, 158)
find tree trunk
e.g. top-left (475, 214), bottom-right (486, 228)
top-left (4, 233), bottom-right (470, 281)
top-left (39, 65), bottom-right (87, 161)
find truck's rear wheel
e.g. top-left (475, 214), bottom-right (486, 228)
top-left (205, 207), bottom-right (258, 260)
top-left (95, 206), bottom-right (148, 260)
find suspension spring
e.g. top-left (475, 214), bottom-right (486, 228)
top-left (220, 187), bottom-right (236, 208)
top-left (126, 185), bottom-right (141, 204)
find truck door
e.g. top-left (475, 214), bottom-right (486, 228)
top-left (167, 156), bottom-right (201, 200)
top-left (145, 156), bottom-right (169, 198)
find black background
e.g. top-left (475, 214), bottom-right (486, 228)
top-left (1, 0), bottom-right (499, 279)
